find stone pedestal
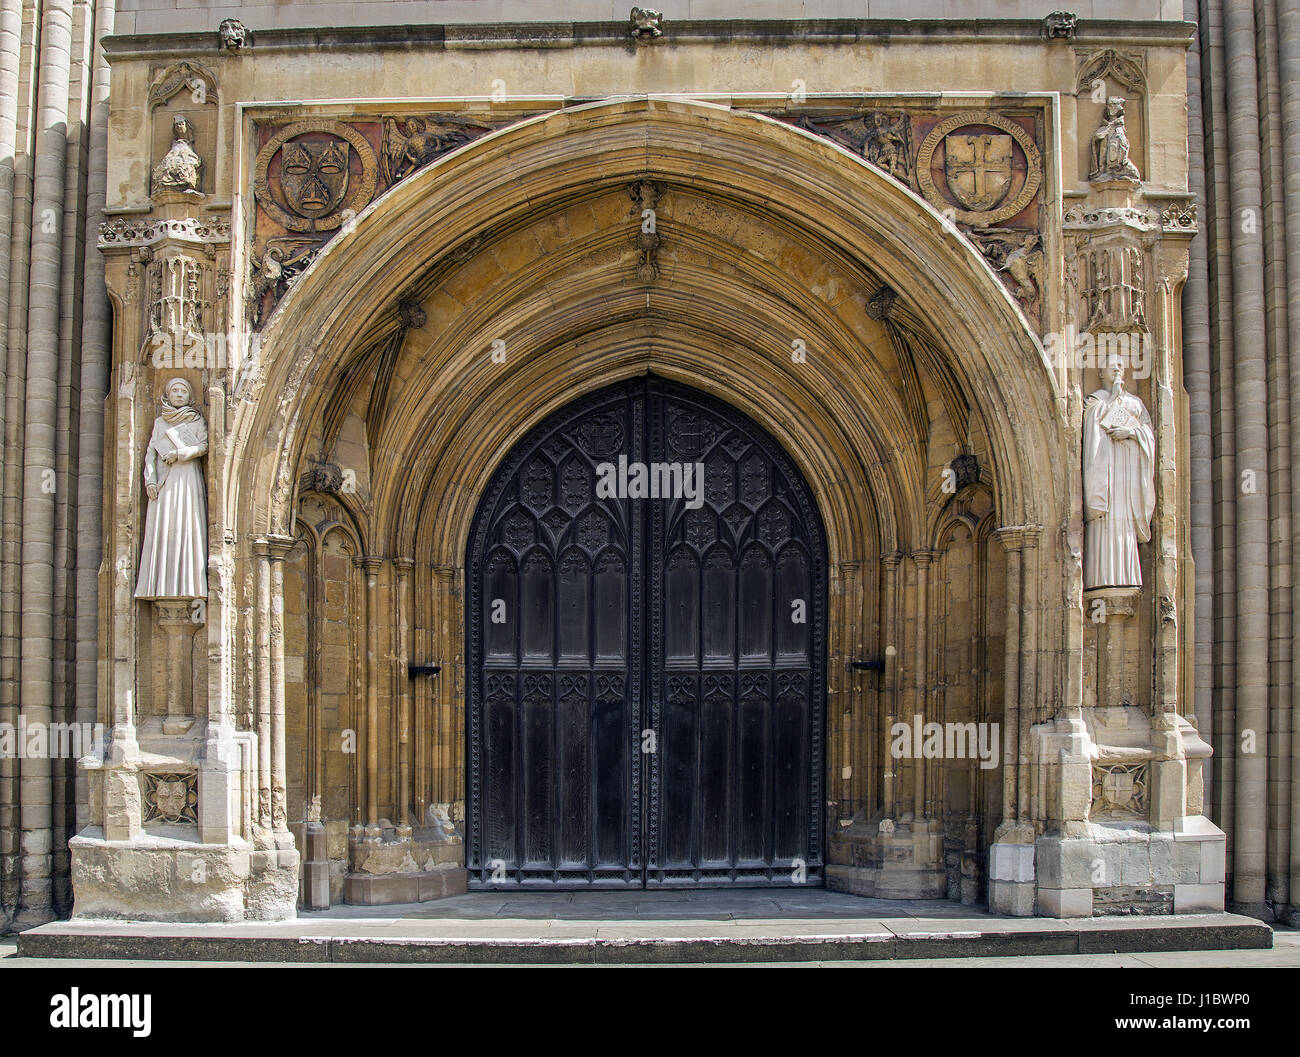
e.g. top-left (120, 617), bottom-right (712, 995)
top-left (343, 827), bottom-right (466, 906)
top-left (988, 825), bottom-right (1037, 916)
top-left (70, 832), bottom-right (298, 922)
top-left (827, 814), bottom-right (946, 899)
top-left (155, 600), bottom-right (200, 734)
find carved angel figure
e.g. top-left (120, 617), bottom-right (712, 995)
top-left (152, 116), bottom-right (202, 194)
top-left (381, 117), bottom-right (480, 185)
top-left (135, 378), bottom-right (208, 600)
top-left (1089, 97), bottom-right (1141, 182)
top-left (861, 112), bottom-right (912, 183)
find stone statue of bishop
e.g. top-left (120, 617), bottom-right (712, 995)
top-left (1082, 359), bottom-right (1155, 588)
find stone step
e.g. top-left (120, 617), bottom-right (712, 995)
top-left (17, 912), bottom-right (1273, 964)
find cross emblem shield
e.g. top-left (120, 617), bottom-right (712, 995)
top-left (1101, 769), bottom-right (1135, 809)
top-left (944, 133), bottom-right (1013, 212)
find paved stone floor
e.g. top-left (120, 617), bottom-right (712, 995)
top-left (4, 889), bottom-right (1294, 965)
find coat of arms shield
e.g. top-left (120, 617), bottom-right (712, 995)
top-left (944, 132), bottom-right (1014, 212)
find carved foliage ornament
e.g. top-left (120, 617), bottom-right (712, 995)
top-left (916, 111), bottom-right (1043, 226)
top-left (254, 119), bottom-right (378, 233)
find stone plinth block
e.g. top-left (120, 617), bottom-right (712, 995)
top-left (344, 867), bottom-right (467, 905)
top-left (70, 830), bottom-right (298, 922)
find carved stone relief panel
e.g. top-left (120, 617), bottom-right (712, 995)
top-left (794, 111), bottom-right (917, 189)
top-left (250, 114), bottom-right (499, 326)
top-left (1074, 48), bottom-right (1147, 186)
top-left (148, 62), bottom-right (218, 199)
top-left (143, 771), bottom-right (200, 825)
top-left (914, 110), bottom-right (1043, 227)
top-left (1090, 762), bottom-right (1148, 820)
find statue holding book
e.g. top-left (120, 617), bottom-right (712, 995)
top-left (1082, 358), bottom-right (1155, 588)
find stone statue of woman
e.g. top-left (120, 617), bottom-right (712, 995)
top-left (152, 115), bottom-right (202, 194)
top-left (135, 377), bottom-right (208, 599)
top-left (1082, 359), bottom-right (1155, 588)
top-left (1089, 97), bottom-right (1141, 182)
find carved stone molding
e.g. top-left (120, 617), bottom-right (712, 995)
top-left (219, 18), bottom-right (248, 51)
top-left (99, 216), bottom-right (231, 250)
top-left (966, 228), bottom-right (1044, 323)
top-left (630, 7), bottom-right (664, 42)
top-left (864, 284), bottom-right (898, 320)
top-left (1042, 11), bottom-right (1078, 39)
top-left (1075, 48), bottom-right (1146, 96)
top-left (915, 111), bottom-right (1043, 227)
top-left (629, 180), bottom-right (663, 282)
top-left (148, 61), bottom-right (217, 110)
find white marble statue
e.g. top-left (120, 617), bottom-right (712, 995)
top-left (135, 378), bottom-right (208, 599)
top-left (1083, 359), bottom-right (1155, 588)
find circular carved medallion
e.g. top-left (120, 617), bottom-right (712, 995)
top-left (915, 111), bottom-right (1042, 226)
top-left (254, 119), bottom-right (378, 232)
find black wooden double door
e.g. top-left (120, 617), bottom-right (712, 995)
top-left (467, 377), bottom-right (826, 888)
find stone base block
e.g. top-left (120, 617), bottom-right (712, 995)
top-left (70, 829), bottom-right (299, 923)
top-left (344, 867), bottom-right (467, 905)
top-left (988, 879), bottom-right (1036, 916)
top-left (825, 816), bottom-right (946, 900)
top-left (1034, 816), bottom-right (1226, 918)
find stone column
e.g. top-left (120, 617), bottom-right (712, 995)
top-left (253, 542), bottom-right (273, 845)
top-left (15, 0), bottom-right (76, 929)
top-left (75, 0), bottom-right (116, 831)
top-left (880, 552), bottom-right (901, 819)
top-left (263, 536), bottom-right (295, 848)
top-left (359, 556), bottom-right (384, 841)
top-left (1277, 0), bottom-right (1300, 925)
top-left (394, 557), bottom-right (413, 839)
top-left (994, 528), bottom-right (1024, 829)
top-left (911, 551), bottom-right (934, 819)
top-left (1017, 529), bottom-right (1040, 823)
top-left (988, 527), bottom-right (1033, 916)
top-left (154, 600), bottom-right (198, 734)
top-left (1223, 0), bottom-right (1271, 915)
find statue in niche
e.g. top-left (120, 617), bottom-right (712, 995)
top-left (1089, 97), bottom-right (1141, 182)
top-left (152, 115), bottom-right (203, 194)
top-left (1083, 358), bottom-right (1154, 588)
top-left (136, 378), bottom-right (208, 600)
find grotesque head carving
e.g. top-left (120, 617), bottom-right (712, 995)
top-left (280, 138), bottom-right (350, 220)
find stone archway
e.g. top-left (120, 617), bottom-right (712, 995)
top-left (81, 96), bottom-right (1083, 920)
top-left (226, 98), bottom-right (1073, 911)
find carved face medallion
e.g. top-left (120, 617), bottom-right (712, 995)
top-left (280, 139), bottom-right (350, 219)
top-left (945, 133), bottom-right (1013, 212)
top-left (155, 778), bottom-right (189, 820)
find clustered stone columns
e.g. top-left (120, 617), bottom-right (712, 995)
top-left (254, 537), bottom-right (296, 848)
top-left (357, 556), bottom-right (384, 842)
top-left (393, 557), bottom-right (414, 840)
top-left (1184, 0), bottom-right (1300, 924)
top-left (987, 525), bottom-right (1041, 916)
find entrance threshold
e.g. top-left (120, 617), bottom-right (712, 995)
top-left (18, 890), bottom-right (1273, 963)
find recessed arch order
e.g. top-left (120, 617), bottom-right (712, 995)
top-left (231, 95), bottom-right (1069, 576)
